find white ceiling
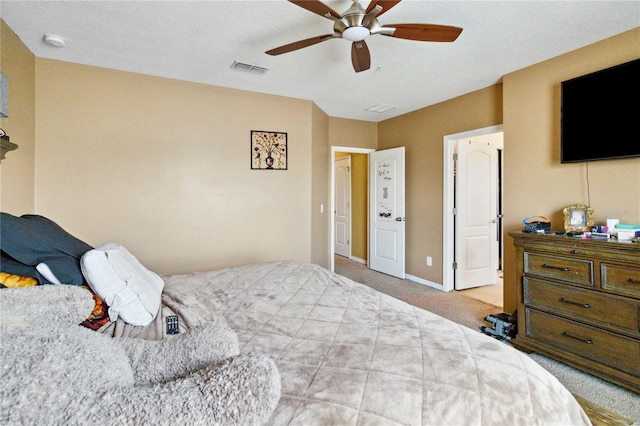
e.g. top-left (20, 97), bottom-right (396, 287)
top-left (2, 1), bottom-right (638, 122)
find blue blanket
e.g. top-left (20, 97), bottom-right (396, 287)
top-left (0, 213), bottom-right (92, 285)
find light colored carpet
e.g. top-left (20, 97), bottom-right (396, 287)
top-left (334, 256), bottom-right (639, 424)
top-left (334, 256), bottom-right (498, 330)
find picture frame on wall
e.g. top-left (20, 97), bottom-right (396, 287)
top-left (251, 130), bottom-right (287, 170)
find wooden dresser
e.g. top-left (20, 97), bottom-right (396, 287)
top-left (509, 232), bottom-right (640, 392)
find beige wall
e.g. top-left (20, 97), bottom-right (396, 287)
top-left (0, 21), bottom-right (35, 213)
top-left (3, 17), bottom-right (637, 311)
top-left (502, 28), bottom-right (640, 311)
top-left (310, 103), bottom-right (330, 266)
top-left (377, 28), bottom-right (638, 311)
top-left (32, 59), bottom-right (317, 275)
top-left (378, 85), bottom-right (503, 284)
top-left (329, 118), bottom-right (377, 149)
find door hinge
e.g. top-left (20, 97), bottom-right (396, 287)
top-left (452, 262), bottom-right (458, 270)
top-left (452, 208), bottom-right (458, 215)
top-left (453, 153), bottom-right (458, 161)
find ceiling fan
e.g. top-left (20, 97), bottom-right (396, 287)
top-left (266, 0), bottom-right (463, 73)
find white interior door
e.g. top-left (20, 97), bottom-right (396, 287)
top-left (334, 156), bottom-right (351, 257)
top-left (369, 147), bottom-right (405, 278)
top-left (455, 138), bottom-right (499, 289)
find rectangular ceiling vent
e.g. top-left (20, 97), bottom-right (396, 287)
top-left (231, 61), bottom-right (270, 75)
top-left (366, 104), bottom-right (397, 113)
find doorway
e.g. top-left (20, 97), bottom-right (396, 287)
top-left (329, 147), bottom-right (375, 273)
top-left (334, 155), bottom-right (351, 258)
top-left (442, 125), bottom-right (504, 299)
top-left (330, 146), bottom-right (406, 279)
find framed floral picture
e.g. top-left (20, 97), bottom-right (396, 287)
top-left (251, 130), bottom-right (287, 170)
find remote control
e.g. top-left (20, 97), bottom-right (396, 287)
top-left (166, 315), bottom-right (179, 335)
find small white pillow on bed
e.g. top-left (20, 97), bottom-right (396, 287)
top-left (80, 243), bottom-right (164, 327)
top-left (36, 263), bottom-right (62, 285)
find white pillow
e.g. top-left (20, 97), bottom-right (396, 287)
top-left (80, 243), bottom-right (164, 327)
top-left (36, 263), bottom-right (62, 285)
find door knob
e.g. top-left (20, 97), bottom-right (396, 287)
top-left (395, 217), bottom-right (406, 222)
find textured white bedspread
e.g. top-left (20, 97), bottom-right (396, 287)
top-left (103, 260), bottom-right (591, 425)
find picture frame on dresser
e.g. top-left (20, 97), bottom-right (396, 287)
top-left (563, 204), bottom-right (594, 232)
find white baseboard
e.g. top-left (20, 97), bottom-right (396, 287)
top-left (341, 256), bottom-right (444, 291)
top-left (405, 273), bottom-right (444, 291)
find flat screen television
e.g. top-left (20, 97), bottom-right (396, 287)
top-left (560, 58), bottom-right (640, 163)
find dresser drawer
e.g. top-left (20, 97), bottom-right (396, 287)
top-left (524, 252), bottom-right (594, 287)
top-left (525, 308), bottom-right (640, 376)
top-left (601, 263), bottom-right (640, 299)
top-left (523, 278), bottom-right (639, 333)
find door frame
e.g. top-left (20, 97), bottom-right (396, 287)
top-left (329, 146), bottom-right (376, 272)
top-left (442, 125), bottom-right (503, 292)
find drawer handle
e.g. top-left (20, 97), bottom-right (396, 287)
top-left (542, 263), bottom-right (571, 272)
top-left (562, 331), bottom-right (593, 345)
top-left (559, 297), bottom-right (591, 309)
top-left (629, 278), bottom-right (640, 284)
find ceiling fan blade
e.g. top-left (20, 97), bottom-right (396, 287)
top-left (382, 23), bottom-right (463, 42)
top-left (351, 41), bottom-right (371, 73)
top-left (288, 0), bottom-right (341, 19)
top-left (366, 0), bottom-right (401, 16)
top-left (266, 34), bottom-right (335, 56)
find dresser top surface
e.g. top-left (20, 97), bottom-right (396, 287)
top-left (509, 231), bottom-right (640, 252)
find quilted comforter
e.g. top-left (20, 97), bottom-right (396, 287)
top-left (100, 260), bottom-right (590, 425)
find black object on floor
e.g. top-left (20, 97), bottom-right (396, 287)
top-left (481, 311), bottom-right (517, 340)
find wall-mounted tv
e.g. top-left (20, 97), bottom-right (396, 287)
top-left (561, 58), bottom-right (640, 163)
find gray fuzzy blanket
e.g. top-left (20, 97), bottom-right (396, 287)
top-left (0, 285), bottom-right (281, 425)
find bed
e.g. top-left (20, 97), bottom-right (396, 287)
top-left (0, 213), bottom-right (589, 424)
top-left (98, 260), bottom-right (590, 425)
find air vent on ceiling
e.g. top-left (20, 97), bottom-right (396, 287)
top-left (231, 61), bottom-right (270, 75)
top-left (366, 104), bottom-right (397, 113)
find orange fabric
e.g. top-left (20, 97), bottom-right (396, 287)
top-left (0, 272), bottom-right (38, 288)
top-left (80, 286), bottom-right (110, 330)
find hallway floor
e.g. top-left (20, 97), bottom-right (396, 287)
top-left (458, 274), bottom-right (503, 309)
top-left (336, 256), bottom-right (503, 309)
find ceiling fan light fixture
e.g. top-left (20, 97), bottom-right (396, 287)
top-left (265, 0), bottom-right (463, 74)
top-left (342, 26), bottom-right (369, 42)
